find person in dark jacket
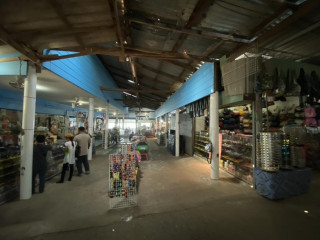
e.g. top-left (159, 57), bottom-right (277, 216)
top-left (32, 135), bottom-right (51, 194)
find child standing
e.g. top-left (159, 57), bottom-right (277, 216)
top-left (57, 133), bottom-right (76, 183)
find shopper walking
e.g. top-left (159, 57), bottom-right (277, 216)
top-left (32, 135), bottom-right (51, 194)
top-left (74, 127), bottom-right (91, 176)
top-left (57, 133), bottom-right (76, 183)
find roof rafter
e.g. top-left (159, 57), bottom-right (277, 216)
top-left (230, 0), bottom-right (320, 61)
top-left (136, 62), bottom-right (184, 83)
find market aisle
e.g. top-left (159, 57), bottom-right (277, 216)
top-left (0, 139), bottom-right (319, 240)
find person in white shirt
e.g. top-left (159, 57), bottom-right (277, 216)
top-left (57, 133), bottom-right (77, 183)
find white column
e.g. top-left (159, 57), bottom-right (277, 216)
top-left (175, 109), bottom-right (180, 157)
top-left (115, 112), bottom-right (118, 128)
top-left (210, 92), bottom-right (219, 179)
top-left (155, 117), bottom-right (158, 134)
top-left (88, 98), bottom-right (94, 160)
top-left (165, 114), bottom-right (168, 147)
top-left (20, 64), bottom-right (37, 200)
top-left (122, 115), bottom-right (125, 130)
top-left (135, 119), bottom-right (138, 134)
top-left (104, 104), bottom-right (109, 150)
top-left (64, 113), bottom-right (69, 136)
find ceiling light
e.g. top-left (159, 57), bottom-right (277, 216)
top-left (304, 210), bottom-right (309, 214)
top-left (36, 84), bottom-right (51, 91)
top-left (183, 50), bottom-right (188, 55)
top-left (128, 80), bottom-right (135, 83)
top-left (113, 112), bottom-right (116, 116)
top-left (99, 108), bottom-right (102, 112)
top-left (157, 18), bottom-right (160, 21)
top-left (200, 61), bottom-right (205, 64)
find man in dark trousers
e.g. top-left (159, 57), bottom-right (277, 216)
top-left (32, 135), bottom-right (51, 194)
top-left (74, 127), bottom-right (91, 176)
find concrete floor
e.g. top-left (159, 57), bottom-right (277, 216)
top-left (0, 138), bottom-right (319, 240)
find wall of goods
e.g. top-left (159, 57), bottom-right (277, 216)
top-left (193, 116), bottom-right (210, 162)
top-left (257, 61), bottom-right (320, 171)
top-left (219, 105), bottom-right (254, 184)
top-left (0, 109), bottom-right (22, 204)
top-left (0, 109), bottom-right (66, 204)
top-left (108, 143), bottom-right (140, 209)
top-left (219, 58), bottom-right (320, 193)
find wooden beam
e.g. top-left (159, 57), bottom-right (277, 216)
top-left (41, 47), bottom-right (122, 61)
top-left (172, 0), bottom-right (214, 52)
top-left (139, 74), bottom-right (175, 88)
top-left (48, 0), bottom-right (85, 46)
top-left (129, 18), bottom-right (250, 43)
top-left (114, 75), bottom-right (169, 94)
top-left (125, 46), bottom-right (210, 62)
top-left (46, 46), bottom-right (210, 62)
top-left (203, 40), bottom-right (225, 57)
top-left (161, 59), bottom-right (195, 71)
top-left (107, 0), bottom-right (125, 61)
top-left (247, 5), bottom-right (290, 40)
top-left (11, 25), bottom-right (115, 40)
top-left (136, 62), bottom-right (184, 83)
top-left (230, 0), bottom-right (320, 61)
top-left (0, 27), bottom-right (40, 64)
top-left (0, 56), bottom-right (29, 63)
top-left (100, 86), bottom-right (172, 93)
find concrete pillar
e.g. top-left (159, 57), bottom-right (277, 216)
top-left (155, 117), bottom-right (158, 134)
top-left (115, 112), bottom-right (118, 128)
top-left (64, 113), bottom-right (69, 136)
top-left (210, 92), bottom-right (219, 180)
top-left (88, 98), bottom-right (94, 160)
top-left (175, 109), bottom-right (180, 157)
top-left (104, 104), bottom-right (109, 150)
top-left (122, 115), bottom-right (125, 130)
top-left (136, 118), bottom-right (138, 135)
top-left (20, 64), bottom-right (37, 200)
top-left (165, 114), bottom-right (168, 147)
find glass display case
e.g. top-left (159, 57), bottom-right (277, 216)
top-left (221, 132), bottom-right (253, 184)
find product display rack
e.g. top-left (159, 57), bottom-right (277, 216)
top-left (221, 132), bottom-right (253, 184)
top-left (108, 153), bottom-right (138, 209)
top-left (46, 141), bottom-right (65, 179)
top-left (0, 147), bottom-right (20, 205)
top-left (0, 109), bottom-right (22, 205)
top-left (120, 143), bottom-right (133, 154)
top-left (156, 132), bottom-right (165, 145)
top-left (194, 131), bottom-right (210, 161)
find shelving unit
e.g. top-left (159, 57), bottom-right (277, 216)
top-left (46, 142), bottom-right (65, 179)
top-left (194, 132), bottom-right (210, 161)
top-left (108, 153), bottom-right (138, 209)
top-left (156, 132), bottom-right (165, 145)
top-left (220, 133), bottom-right (253, 184)
top-left (0, 141), bottom-right (20, 205)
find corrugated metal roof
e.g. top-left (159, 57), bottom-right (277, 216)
top-left (1, 0), bottom-right (320, 110)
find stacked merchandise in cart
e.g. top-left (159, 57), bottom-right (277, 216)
top-left (108, 153), bottom-right (139, 209)
top-left (120, 143), bottom-right (133, 154)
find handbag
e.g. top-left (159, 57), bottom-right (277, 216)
top-left (305, 108), bottom-right (316, 118)
top-left (75, 144), bottom-right (81, 158)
